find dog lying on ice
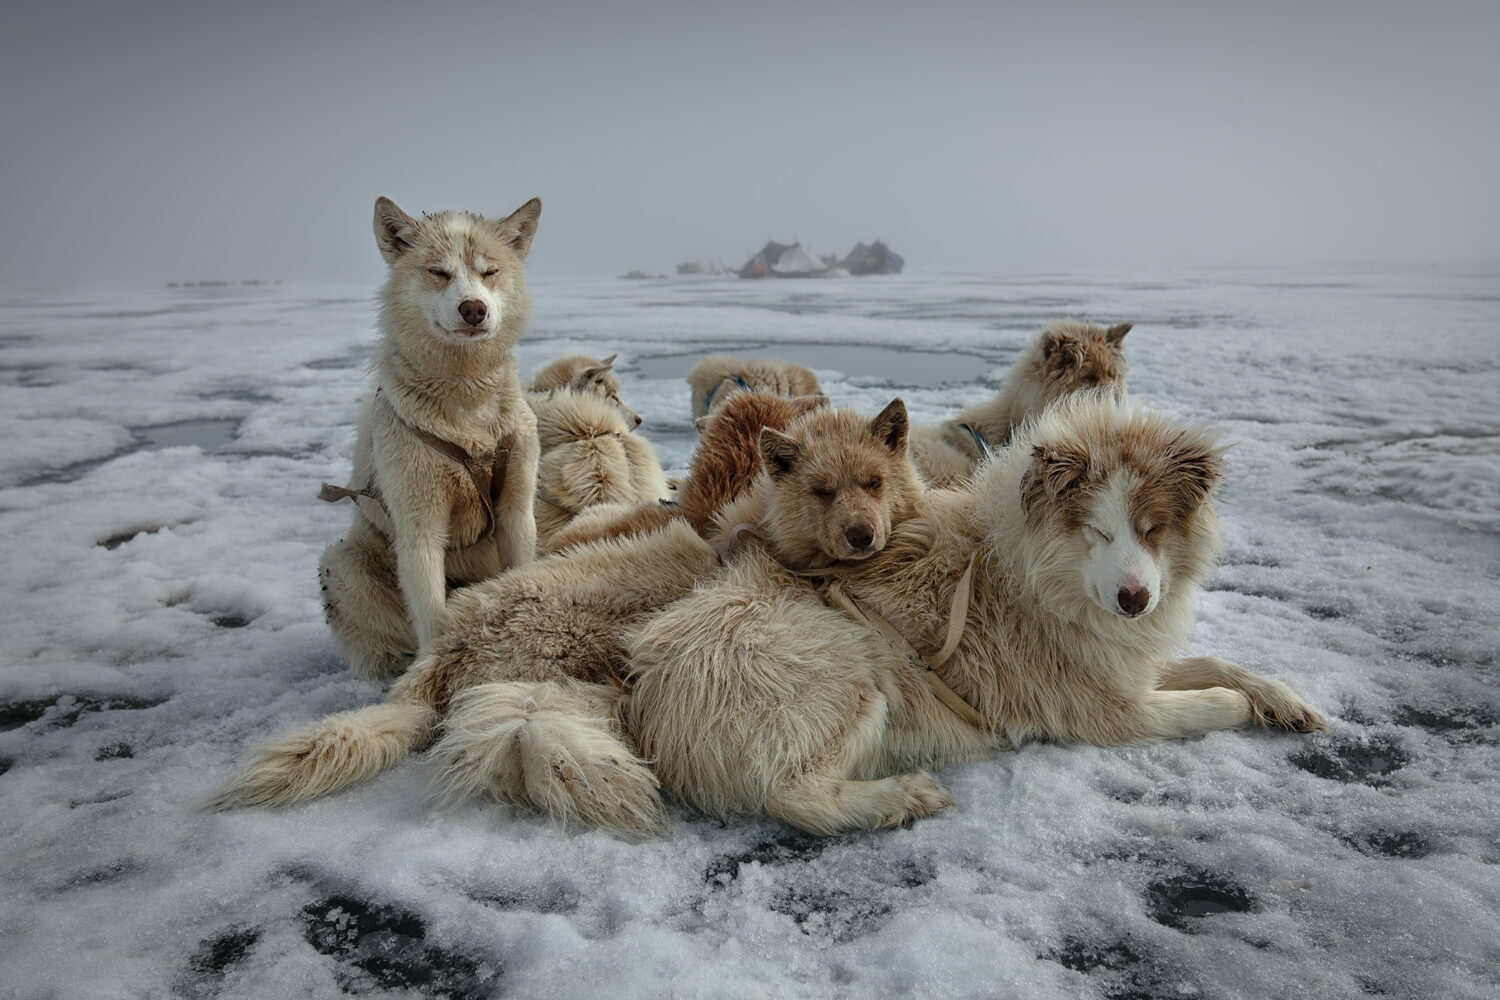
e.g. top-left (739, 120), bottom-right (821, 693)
top-left (621, 392), bottom-right (1324, 836)
top-left (528, 353), bottom-right (642, 428)
top-left (687, 354), bottom-right (823, 420)
top-left (317, 196), bottom-right (542, 680)
top-left (529, 389), bottom-right (670, 550)
top-left (207, 397), bottom-right (923, 835)
top-left (909, 320), bottom-right (1130, 487)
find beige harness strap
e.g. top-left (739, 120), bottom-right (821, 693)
top-left (318, 389), bottom-right (512, 549)
top-left (821, 557), bottom-right (987, 731)
top-left (713, 522), bottom-right (988, 728)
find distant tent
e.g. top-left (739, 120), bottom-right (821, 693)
top-left (840, 240), bottom-right (904, 276)
top-left (769, 244), bottom-right (827, 276)
top-left (736, 241), bottom-right (836, 278)
top-left (737, 240), bottom-right (798, 279)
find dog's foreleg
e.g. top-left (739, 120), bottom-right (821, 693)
top-left (392, 522), bottom-right (451, 649)
top-left (496, 426), bottom-right (539, 569)
top-left (1157, 656), bottom-right (1326, 733)
top-left (1125, 687), bottom-right (1254, 742)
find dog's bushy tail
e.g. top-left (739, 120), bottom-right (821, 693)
top-left (432, 680), bottom-right (667, 839)
top-left (205, 700), bottom-right (438, 809)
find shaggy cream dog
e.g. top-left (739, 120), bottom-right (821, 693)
top-left (687, 354), bottom-right (823, 419)
top-left (529, 389), bottom-right (669, 550)
top-left (909, 320), bottom-right (1130, 487)
top-left (528, 353), bottom-right (641, 428)
top-left (318, 196), bottom-right (542, 679)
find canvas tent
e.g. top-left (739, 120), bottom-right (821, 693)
top-left (737, 240), bottom-right (832, 278)
top-left (840, 240), bottom-right (904, 275)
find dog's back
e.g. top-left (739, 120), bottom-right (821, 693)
top-left (528, 353), bottom-right (640, 428)
top-left (531, 390), bottom-right (668, 547)
top-left (687, 355), bottom-right (824, 419)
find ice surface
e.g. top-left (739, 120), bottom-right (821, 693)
top-left (1, 271), bottom-right (1496, 999)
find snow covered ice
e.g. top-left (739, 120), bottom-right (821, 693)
top-left (1, 270), bottom-right (1497, 999)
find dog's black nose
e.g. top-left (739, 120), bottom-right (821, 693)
top-left (1117, 586), bottom-right (1150, 616)
top-left (459, 299), bottom-right (487, 326)
top-left (846, 524), bottom-right (875, 550)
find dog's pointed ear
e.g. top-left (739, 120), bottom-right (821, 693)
top-left (869, 398), bottom-right (909, 453)
top-left (374, 197), bottom-right (419, 264)
top-left (790, 392), bottom-right (830, 417)
top-left (496, 197), bottom-right (542, 258)
top-left (579, 362), bottom-right (614, 384)
top-left (760, 426), bottom-right (803, 482)
top-left (1020, 441), bottom-right (1090, 514)
top-left (1105, 322), bottom-right (1132, 346)
top-left (1166, 432), bottom-right (1226, 508)
top-left (597, 353), bottom-right (618, 369)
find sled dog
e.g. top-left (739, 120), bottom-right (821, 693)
top-left (910, 320), bottom-right (1130, 487)
top-left (622, 392), bottom-right (1324, 836)
top-left (318, 196), bottom-right (542, 679)
top-left (528, 353), bottom-right (641, 428)
top-left (687, 354), bottom-right (823, 420)
top-left (530, 389), bottom-right (670, 549)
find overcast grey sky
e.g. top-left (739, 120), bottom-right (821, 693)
top-left (3, 0), bottom-right (1497, 289)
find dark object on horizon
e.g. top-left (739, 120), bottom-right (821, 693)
top-left (677, 261), bottom-right (704, 274)
top-left (736, 240), bottom-right (836, 278)
top-left (840, 240), bottom-right (904, 276)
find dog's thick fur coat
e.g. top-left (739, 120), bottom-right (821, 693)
top-left (318, 196), bottom-right (542, 679)
top-left (621, 393), bottom-right (1323, 835)
top-left (687, 354), bottom-right (823, 419)
top-left (535, 389), bottom-right (831, 554)
top-left (910, 320), bottom-right (1130, 487)
top-left (528, 353), bottom-right (641, 428)
top-left (678, 390), bottom-right (829, 535)
top-left (529, 389), bottom-right (669, 549)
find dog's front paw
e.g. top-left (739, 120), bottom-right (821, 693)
top-left (1247, 679), bottom-right (1326, 734)
top-left (900, 771), bottom-right (956, 820)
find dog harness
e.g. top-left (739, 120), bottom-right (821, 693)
top-left (716, 524), bottom-right (989, 730)
top-left (318, 390), bottom-right (512, 550)
top-left (702, 374), bottom-right (752, 413)
top-left (956, 422), bottom-right (994, 459)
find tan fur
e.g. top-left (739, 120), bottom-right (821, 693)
top-left (533, 389), bottom-right (830, 553)
top-left (687, 354), bottom-right (824, 419)
top-left (319, 196), bottom-right (543, 679)
top-left (527, 353), bottom-right (640, 428)
top-left (211, 520), bottom-right (720, 834)
top-left (910, 320), bottom-right (1131, 487)
top-left (678, 391), bottom-right (829, 535)
top-left (529, 390), bottom-right (669, 549)
top-left (623, 393), bottom-right (1323, 836)
top-left (540, 500), bottom-right (679, 556)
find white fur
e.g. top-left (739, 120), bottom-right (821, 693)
top-left (1080, 475), bottom-right (1163, 617)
